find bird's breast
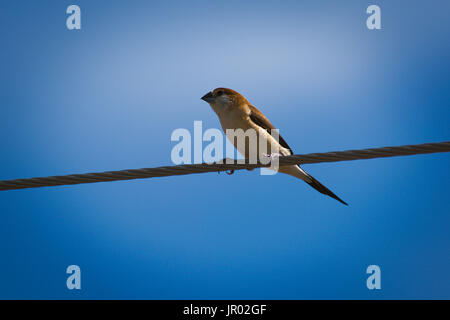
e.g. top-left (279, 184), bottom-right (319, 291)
top-left (219, 113), bottom-right (253, 132)
top-left (218, 110), bottom-right (288, 160)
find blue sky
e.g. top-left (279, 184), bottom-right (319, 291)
top-left (0, 0), bottom-right (449, 299)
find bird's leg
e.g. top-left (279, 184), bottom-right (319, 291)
top-left (262, 153), bottom-right (283, 159)
top-left (217, 157), bottom-right (236, 164)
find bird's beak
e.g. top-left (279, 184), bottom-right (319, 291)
top-left (201, 91), bottom-right (214, 103)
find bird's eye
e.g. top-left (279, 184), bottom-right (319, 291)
top-left (216, 90), bottom-right (224, 97)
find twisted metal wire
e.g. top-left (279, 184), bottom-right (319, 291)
top-left (0, 141), bottom-right (449, 191)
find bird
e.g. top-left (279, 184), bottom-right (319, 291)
top-left (201, 87), bottom-right (348, 205)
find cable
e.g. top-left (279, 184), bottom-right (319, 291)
top-left (0, 141), bottom-right (449, 191)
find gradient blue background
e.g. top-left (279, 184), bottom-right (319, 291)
top-left (0, 0), bottom-right (449, 299)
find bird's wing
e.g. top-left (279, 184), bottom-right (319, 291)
top-left (248, 105), bottom-right (347, 205)
top-left (248, 104), bottom-right (293, 154)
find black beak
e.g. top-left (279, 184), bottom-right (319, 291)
top-left (201, 91), bottom-right (214, 103)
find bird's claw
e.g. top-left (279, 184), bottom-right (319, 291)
top-left (216, 158), bottom-right (236, 175)
top-left (217, 169), bottom-right (235, 175)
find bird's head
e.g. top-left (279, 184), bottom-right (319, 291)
top-left (201, 88), bottom-right (246, 115)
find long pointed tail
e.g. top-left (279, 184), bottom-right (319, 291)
top-left (304, 172), bottom-right (348, 205)
top-left (280, 165), bottom-right (348, 205)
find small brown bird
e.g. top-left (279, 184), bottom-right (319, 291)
top-left (201, 87), bottom-right (347, 205)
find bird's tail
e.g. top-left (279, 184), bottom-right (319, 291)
top-left (279, 165), bottom-right (348, 205)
